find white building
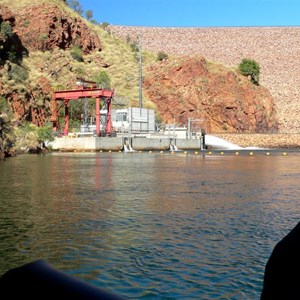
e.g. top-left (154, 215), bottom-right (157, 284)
top-left (80, 107), bottom-right (156, 134)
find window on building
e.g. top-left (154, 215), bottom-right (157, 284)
top-left (117, 113), bottom-right (127, 122)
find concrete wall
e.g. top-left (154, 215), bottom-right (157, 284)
top-left (51, 136), bottom-right (123, 151)
top-left (50, 136), bottom-right (96, 151)
top-left (95, 137), bottom-right (123, 151)
top-left (175, 138), bottom-right (201, 150)
top-left (50, 136), bottom-right (202, 151)
top-left (131, 138), bottom-right (171, 151)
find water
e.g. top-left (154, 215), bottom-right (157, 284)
top-left (0, 151), bottom-right (299, 299)
top-left (205, 135), bottom-right (244, 150)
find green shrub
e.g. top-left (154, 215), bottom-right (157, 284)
top-left (39, 33), bottom-right (48, 41)
top-left (94, 70), bottom-right (111, 88)
top-left (75, 66), bottom-right (86, 76)
top-left (71, 45), bottom-right (84, 62)
top-left (8, 63), bottom-right (29, 83)
top-left (7, 50), bottom-right (17, 62)
top-left (238, 58), bottom-right (260, 85)
top-left (39, 33), bottom-right (49, 51)
top-left (0, 96), bottom-right (8, 113)
top-left (37, 123), bottom-right (54, 143)
top-left (0, 21), bottom-right (13, 39)
top-left (157, 51), bottom-right (168, 61)
top-left (99, 22), bottom-right (110, 30)
top-left (85, 10), bottom-right (93, 21)
top-left (130, 41), bottom-right (139, 53)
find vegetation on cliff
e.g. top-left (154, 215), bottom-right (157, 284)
top-left (238, 59), bottom-right (260, 85)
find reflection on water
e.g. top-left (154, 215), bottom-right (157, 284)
top-left (0, 152), bottom-right (300, 299)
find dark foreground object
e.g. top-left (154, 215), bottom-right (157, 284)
top-left (0, 260), bottom-right (124, 299)
top-left (261, 221), bottom-right (300, 299)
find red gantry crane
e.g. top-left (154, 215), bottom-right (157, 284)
top-left (52, 79), bottom-right (114, 136)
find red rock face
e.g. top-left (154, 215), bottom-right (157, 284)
top-left (0, 76), bottom-right (52, 127)
top-left (144, 57), bottom-right (278, 133)
top-left (14, 4), bottom-right (101, 53)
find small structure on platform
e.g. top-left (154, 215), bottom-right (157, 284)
top-left (79, 107), bottom-right (156, 135)
top-left (51, 79), bottom-right (114, 137)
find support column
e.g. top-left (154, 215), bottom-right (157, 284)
top-left (63, 100), bottom-right (69, 136)
top-left (187, 117), bottom-right (191, 139)
top-left (52, 98), bottom-right (58, 132)
top-left (106, 99), bottom-right (112, 135)
top-left (96, 97), bottom-right (100, 136)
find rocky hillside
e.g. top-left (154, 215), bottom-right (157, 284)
top-left (144, 56), bottom-right (278, 133)
top-left (15, 3), bottom-right (101, 53)
top-left (0, 1), bottom-right (106, 127)
top-left (110, 26), bottom-right (300, 134)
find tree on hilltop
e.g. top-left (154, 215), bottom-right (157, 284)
top-left (238, 58), bottom-right (260, 85)
top-left (66, 0), bottom-right (83, 16)
top-left (85, 10), bottom-right (93, 21)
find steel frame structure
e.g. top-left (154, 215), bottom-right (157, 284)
top-left (52, 87), bottom-right (114, 136)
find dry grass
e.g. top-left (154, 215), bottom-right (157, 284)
top-left (91, 26), bottom-right (157, 108)
top-left (1, 0), bottom-right (71, 14)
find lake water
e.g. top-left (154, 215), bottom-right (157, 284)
top-left (0, 151), bottom-right (299, 299)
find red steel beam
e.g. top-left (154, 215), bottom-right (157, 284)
top-left (54, 89), bottom-right (114, 100)
top-left (96, 97), bottom-right (100, 136)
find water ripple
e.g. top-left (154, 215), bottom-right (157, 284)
top-left (0, 153), bottom-right (300, 299)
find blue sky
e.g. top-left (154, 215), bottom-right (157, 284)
top-left (79, 0), bottom-right (300, 27)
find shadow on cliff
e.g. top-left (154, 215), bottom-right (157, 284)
top-left (0, 8), bottom-right (28, 66)
top-left (0, 31), bottom-right (28, 66)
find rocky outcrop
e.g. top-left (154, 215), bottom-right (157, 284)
top-left (13, 3), bottom-right (101, 53)
top-left (110, 26), bottom-right (300, 133)
top-left (144, 56), bottom-right (278, 133)
top-left (0, 74), bottom-right (52, 127)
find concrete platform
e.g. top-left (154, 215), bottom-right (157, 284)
top-left (50, 136), bottom-right (203, 151)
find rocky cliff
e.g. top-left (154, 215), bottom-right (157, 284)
top-left (144, 56), bottom-right (278, 133)
top-left (13, 3), bottom-right (101, 53)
